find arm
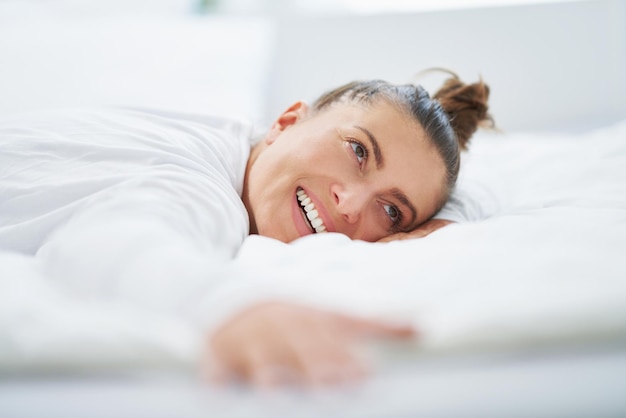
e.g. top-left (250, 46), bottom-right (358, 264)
top-left (35, 183), bottom-right (247, 327)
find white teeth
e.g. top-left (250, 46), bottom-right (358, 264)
top-left (311, 217), bottom-right (323, 228)
top-left (296, 188), bottom-right (327, 233)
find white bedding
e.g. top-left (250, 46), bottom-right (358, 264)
top-left (2, 118), bottom-right (625, 374)
top-left (233, 122), bottom-right (626, 353)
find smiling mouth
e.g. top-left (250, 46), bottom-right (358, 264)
top-left (296, 187), bottom-right (327, 233)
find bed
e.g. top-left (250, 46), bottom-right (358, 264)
top-left (1, 1), bottom-right (626, 417)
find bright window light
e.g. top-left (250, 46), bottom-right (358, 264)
top-left (297, 0), bottom-right (588, 14)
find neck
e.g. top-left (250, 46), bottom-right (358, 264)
top-left (242, 142), bottom-right (265, 235)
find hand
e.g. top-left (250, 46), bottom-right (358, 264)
top-left (205, 302), bottom-right (414, 387)
top-left (378, 219), bottom-right (455, 243)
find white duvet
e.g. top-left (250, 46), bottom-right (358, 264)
top-left (1, 116), bottom-right (626, 374)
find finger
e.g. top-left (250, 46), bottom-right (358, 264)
top-left (247, 349), bottom-right (281, 387)
top-left (378, 219), bottom-right (455, 242)
top-left (245, 345), bottom-right (302, 388)
top-left (377, 230), bottom-right (428, 242)
top-left (335, 314), bottom-right (416, 339)
top-left (251, 364), bottom-right (297, 388)
top-left (201, 354), bottom-right (230, 386)
top-left (377, 232), bottom-right (408, 242)
top-left (287, 323), bottom-right (367, 386)
top-left (403, 230), bottom-right (430, 239)
top-left (202, 337), bottom-right (238, 386)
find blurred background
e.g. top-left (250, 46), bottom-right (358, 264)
top-left (0, 0), bottom-right (624, 131)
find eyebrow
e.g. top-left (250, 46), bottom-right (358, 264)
top-left (391, 188), bottom-right (418, 231)
top-left (353, 125), bottom-right (420, 229)
top-left (355, 125), bottom-right (383, 169)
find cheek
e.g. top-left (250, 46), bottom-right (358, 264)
top-left (360, 225), bottom-right (388, 242)
top-left (295, 144), bottom-right (346, 175)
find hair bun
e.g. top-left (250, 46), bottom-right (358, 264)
top-left (433, 75), bottom-right (493, 150)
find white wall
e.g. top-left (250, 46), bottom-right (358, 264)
top-left (267, 0), bottom-right (626, 132)
top-left (1, 0), bottom-right (623, 132)
top-left (0, 12), bottom-right (274, 123)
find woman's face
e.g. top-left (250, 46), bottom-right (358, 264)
top-left (243, 99), bottom-right (447, 243)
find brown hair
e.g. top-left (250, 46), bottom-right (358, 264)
top-left (312, 70), bottom-right (493, 209)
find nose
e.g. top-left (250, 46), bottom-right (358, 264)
top-left (331, 183), bottom-right (369, 225)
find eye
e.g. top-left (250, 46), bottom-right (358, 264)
top-left (349, 141), bottom-right (368, 165)
top-left (384, 204), bottom-right (401, 224)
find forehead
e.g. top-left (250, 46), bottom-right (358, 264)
top-left (323, 100), bottom-right (447, 225)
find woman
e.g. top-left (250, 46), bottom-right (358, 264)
top-left (212, 74), bottom-right (491, 385)
top-left (0, 72), bottom-right (491, 386)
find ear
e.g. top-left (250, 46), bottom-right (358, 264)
top-left (264, 101), bottom-right (309, 145)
